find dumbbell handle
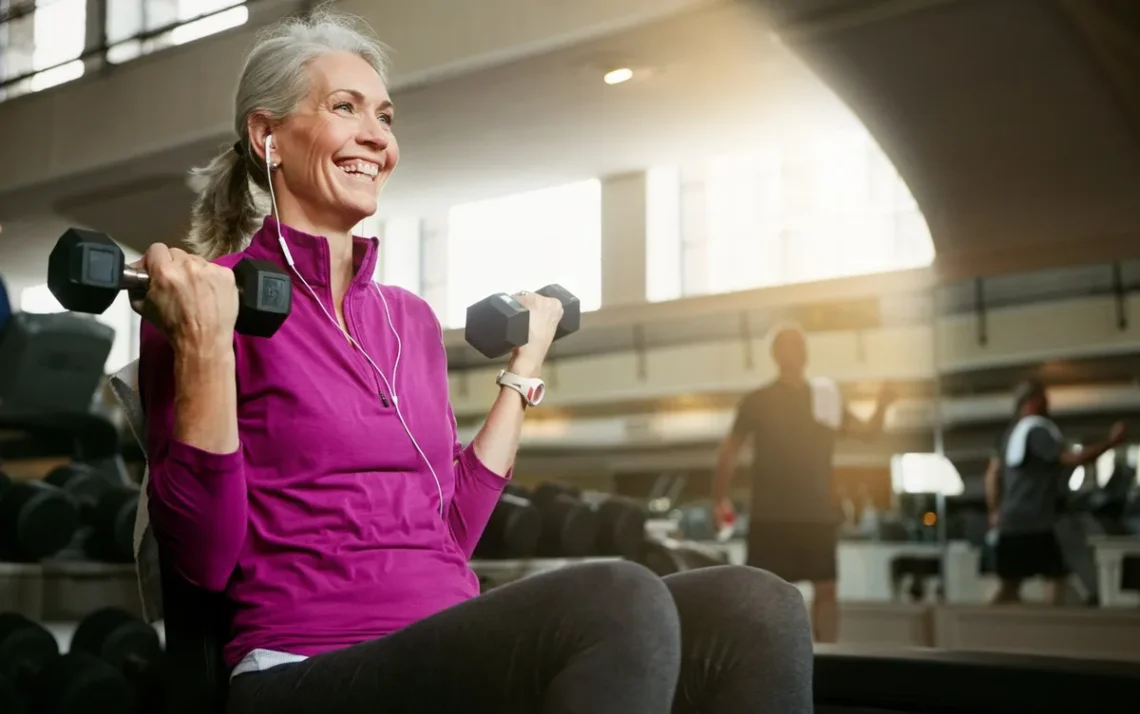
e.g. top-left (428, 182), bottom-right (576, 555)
top-left (121, 265), bottom-right (149, 293)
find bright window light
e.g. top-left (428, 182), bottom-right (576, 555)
top-left (445, 180), bottom-right (602, 329)
top-left (890, 453), bottom-right (964, 495)
top-left (171, 5), bottom-right (248, 45)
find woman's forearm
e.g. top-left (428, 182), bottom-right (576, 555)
top-left (172, 337), bottom-right (239, 455)
top-left (469, 386), bottom-right (527, 477)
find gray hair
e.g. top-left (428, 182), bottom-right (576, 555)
top-left (185, 9), bottom-right (391, 259)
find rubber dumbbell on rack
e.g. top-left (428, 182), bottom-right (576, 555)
top-left (46, 228), bottom-right (294, 337)
top-left (640, 538), bottom-right (728, 577)
top-left (464, 285), bottom-right (581, 359)
top-left (0, 611), bottom-right (131, 714)
top-left (71, 607), bottom-right (167, 714)
top-left (534, 482), bottom-right (649, 561)
top-left (45, 463), bottom-right (139, 564)
top-left (515, 483), bottom-right (600, 558)
top-left (473, 490), bottom-right (543, 560)
top-left (0, 469), bottom-right (80, 563)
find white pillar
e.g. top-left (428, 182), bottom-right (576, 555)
top-left (600, 171), bottom-right (648, 307)
top-left (421, 214), bottom-right (450, 323)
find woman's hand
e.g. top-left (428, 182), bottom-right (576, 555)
top-left (131, 243), bottom-right (239, 352)
top-left (507, 290), bottom-right (564, 378)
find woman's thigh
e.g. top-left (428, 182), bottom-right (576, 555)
top-left (664, 565), bottom-right (814, 714)
top-left (227, 560), bottom-right (681, 714)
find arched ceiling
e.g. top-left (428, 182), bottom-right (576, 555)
top-left (748, 0), bottom-right (1140, 280)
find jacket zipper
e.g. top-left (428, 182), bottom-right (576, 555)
top-left (341, 282), bottom-right (390, 408)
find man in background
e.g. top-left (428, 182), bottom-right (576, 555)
top-left (713, 322), bottom-right (896, 643)
top-left (984, 379), bottom-right (1124, 605)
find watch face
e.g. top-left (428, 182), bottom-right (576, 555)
top-left (528, 382), bottom-right (545, 406)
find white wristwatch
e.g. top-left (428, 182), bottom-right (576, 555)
top-left (496, 370), bottom-right (545, 407)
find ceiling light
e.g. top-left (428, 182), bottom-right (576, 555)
top-left (604, 68), bottom-right (633, 85)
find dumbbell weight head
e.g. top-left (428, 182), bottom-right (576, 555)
top-left (233, 258), bottom-right (293, 338)
top-left (474, 493), bottom-right (543, 559)
top-left (595, 496), bottom-right (648, 561)
top-left (465, 293), bottom-right (530, 359)
top-left (0, 674), bottom-right (17, 714)
top-left (535, 284), bottom-right (581, 341)
top-left (0, 612), bottom-right (60, 687)
top-left (71, 608), bottom-right (164, 681)
top-left (87, 488), bottom-right (139, 564)
top-left (531, 482), bottom-right (600, 557)
top-left (27, 652), bottom-right (132, 714)
top-left (0, 472), bottom-right (81, 563)
top-left (640, 538), bottom-right (727, 577)
top-left (47, 229), bottom-right (125, 316)
top-left (45, 463), bottom-right (139, 563)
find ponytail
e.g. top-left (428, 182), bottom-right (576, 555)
top-left (185, 143), bottom-right (265, 260)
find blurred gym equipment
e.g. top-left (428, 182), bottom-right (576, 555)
top-left (0, 469), bottom-right (80, 563)
top-left (46, 463), bottom-right (139, 564)
top-left (473, 491), bottom-right (543, 559)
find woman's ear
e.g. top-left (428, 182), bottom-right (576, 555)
top-left (247, 113), bottom-right (274, 164)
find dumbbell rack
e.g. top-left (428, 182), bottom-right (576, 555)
top-left (0, 560), bottom-right (140, 623)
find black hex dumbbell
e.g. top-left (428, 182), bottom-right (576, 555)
top-left (464, 284), bottom-right (581, 359)
top-left (473, 491), bottom-right (543, 559)
top-left (71, 607), bottom-right (166, 714)
top-left (0, 470), bottom-right (80, 563)
top-left (538, 481), bottom-right (648, 561)
top-left (0, 611), bottom-right (132, 714)
top-left (47, 228), bottom-right (293, 338)
top-left (45, 463), bottom-right (138, 564)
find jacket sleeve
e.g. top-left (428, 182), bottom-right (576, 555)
top-left (138, 321), bottom-right (248, 592)
top-left (445, 419), bottom-right (511, 559)
top-left (419, 297), bottom-right (510, 557)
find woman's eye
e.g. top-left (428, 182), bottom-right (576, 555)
top-left (334, 102), bottom-right (354, 113)
top-left (379, 113), bottom-right (393, 126)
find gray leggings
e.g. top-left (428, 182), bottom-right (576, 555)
top-left (227, 562), bottom-right (814, 714)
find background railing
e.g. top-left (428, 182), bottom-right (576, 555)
top-left (0, 0), bottom-right (279, 101)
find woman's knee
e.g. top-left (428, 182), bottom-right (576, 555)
top-left (666, 565), bottom-right (811, 643)
top-left (559, 561), bottom-right (681, 649)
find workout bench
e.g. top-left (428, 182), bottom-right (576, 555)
top-left (110, 361), bottom-right (231, 714)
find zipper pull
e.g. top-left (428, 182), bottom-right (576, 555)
top-left (379, 390), bottom-right (390, 407)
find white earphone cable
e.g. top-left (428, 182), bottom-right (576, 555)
top-left (263, 135), bottom-right (443, 517)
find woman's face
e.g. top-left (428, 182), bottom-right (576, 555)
top-left (261, 51), bottom-right (400, 231)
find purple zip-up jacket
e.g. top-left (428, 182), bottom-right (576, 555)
top-left (139, 217), bottom-right (509, 668)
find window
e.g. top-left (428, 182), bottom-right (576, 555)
top-left (890, 453), bottom-right (964, 496)
top-left (357, 213), bottom-right (423, 295)
top-left (443, 180), bottom-right (602, 329)
top-left (0, 0), bottom-right (86, 100)
top-left (20, 284), bottom-right (139, 374)
top-left (650, 129), bottom-right (935, 299)
top-left (105, 0), bottom-right (247, 64)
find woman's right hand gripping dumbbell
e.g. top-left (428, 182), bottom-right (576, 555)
top-left (131, 244), bottom-right (240, 351)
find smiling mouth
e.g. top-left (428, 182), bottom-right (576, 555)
top-left (335, 160), bottom-right (381, 182)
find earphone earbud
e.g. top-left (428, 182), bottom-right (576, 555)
top-left (265, 134), bottom-right (274, 151)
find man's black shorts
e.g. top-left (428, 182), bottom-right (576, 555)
top-left (747, 521), bottom-right (838, 584)
top-left (995, 530), bottom-right (1068, 581)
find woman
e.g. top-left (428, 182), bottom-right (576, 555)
top-left (136, 11), bottom-right (813, 714)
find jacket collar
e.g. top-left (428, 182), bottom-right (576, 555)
top-left (245, 216), bottom-right (379, 289)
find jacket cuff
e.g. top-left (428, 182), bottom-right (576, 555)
top-left (166, 439), bottom-right (244, 474)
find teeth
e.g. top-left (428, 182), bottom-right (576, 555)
top-left (336, 161), bottom-right (379, 179)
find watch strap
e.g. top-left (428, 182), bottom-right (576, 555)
top-left (497, 370), bottom-right (545, 407)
